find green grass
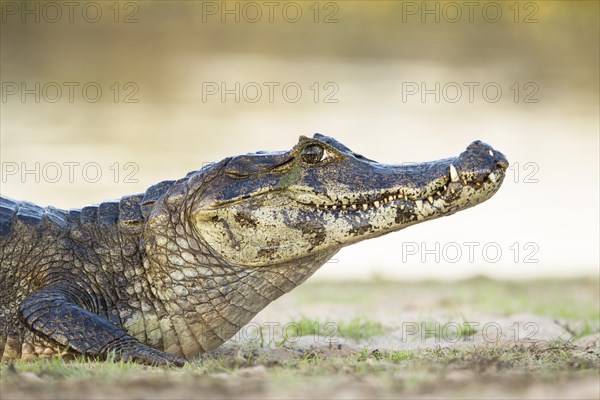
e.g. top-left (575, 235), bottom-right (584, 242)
top-left (338, 316), bottom-right (387, 340)
top-left (2, 279), bottom-right (598, 399)
top-left (576, 320), bottom-right (600, 338)
top-left (2, 339), bottom-right (598, 400)
top-left (1, 357), bottom-right (150, 382)
top-left (556, 319), bottom-right (600, 340)
top-left (5, 341), bottom-right (594, 393)
top-left (282, 315), bottom-right (387, 342)
top-left (417, 318), bottom-right (479, 340)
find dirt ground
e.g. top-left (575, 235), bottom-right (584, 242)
top-left (1, 278), bottom-right (599, 399)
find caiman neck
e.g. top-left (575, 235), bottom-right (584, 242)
top-left (141, 178), bottom-right (337, 357)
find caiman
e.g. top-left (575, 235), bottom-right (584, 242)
top-left (0, 134), bottom-right (508, 366)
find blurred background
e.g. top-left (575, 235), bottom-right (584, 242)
top-left (1, 0), bottom-right (598, 280)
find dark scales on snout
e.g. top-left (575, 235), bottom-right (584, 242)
top-left (0, 134), bottom-right (508, 366)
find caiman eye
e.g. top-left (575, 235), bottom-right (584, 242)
top-left (301, 144), bottom-right (325, 165)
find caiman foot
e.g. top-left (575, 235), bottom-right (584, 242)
top-left (18, 284), bottom-right (186, 367)
top-left (107, 338), bottom-right (186, 367)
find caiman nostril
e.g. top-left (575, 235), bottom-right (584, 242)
top-left (466, 140), bottom-right (484, 150)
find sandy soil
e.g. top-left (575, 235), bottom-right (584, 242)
top-left (1, 279), bottom-right (599, 400)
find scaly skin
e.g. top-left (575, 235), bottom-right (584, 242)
top-left (0, 134), bottom-right (508, 366)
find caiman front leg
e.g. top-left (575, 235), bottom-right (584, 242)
top-left (18, 284), bottom-right (185, 366)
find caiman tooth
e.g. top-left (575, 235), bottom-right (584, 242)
top-left (332, 205), bottom-right (337, 210)
top-left (488, 172), bottom-right (497, 183)
top-left (374, 201), bottom-right (380, 208)
top-left (400, 204), bottom-right (405, 211)
top-left (449, 164), bottom-right (460, 182)
top-left (488, 150), bottom-right (494, 157)
top-left (427, 196), bottom-right (434, 204)
top-left (415, 200), bottom-right (423, 212)
top-left (352, 204), bottom-right (357, 210)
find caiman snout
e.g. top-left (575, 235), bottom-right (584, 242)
top-left (454, 140), bottom-right (509, 186)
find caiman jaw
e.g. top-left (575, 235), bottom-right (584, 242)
top-left (305, 162), bottom-right (504, 213)
top-left (292, 140), bottom-right (508, 227)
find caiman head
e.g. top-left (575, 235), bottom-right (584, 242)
top-left (143, 133), bottom-right (508, 355)
top-left (188, 134), bottom-right (509, 268)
